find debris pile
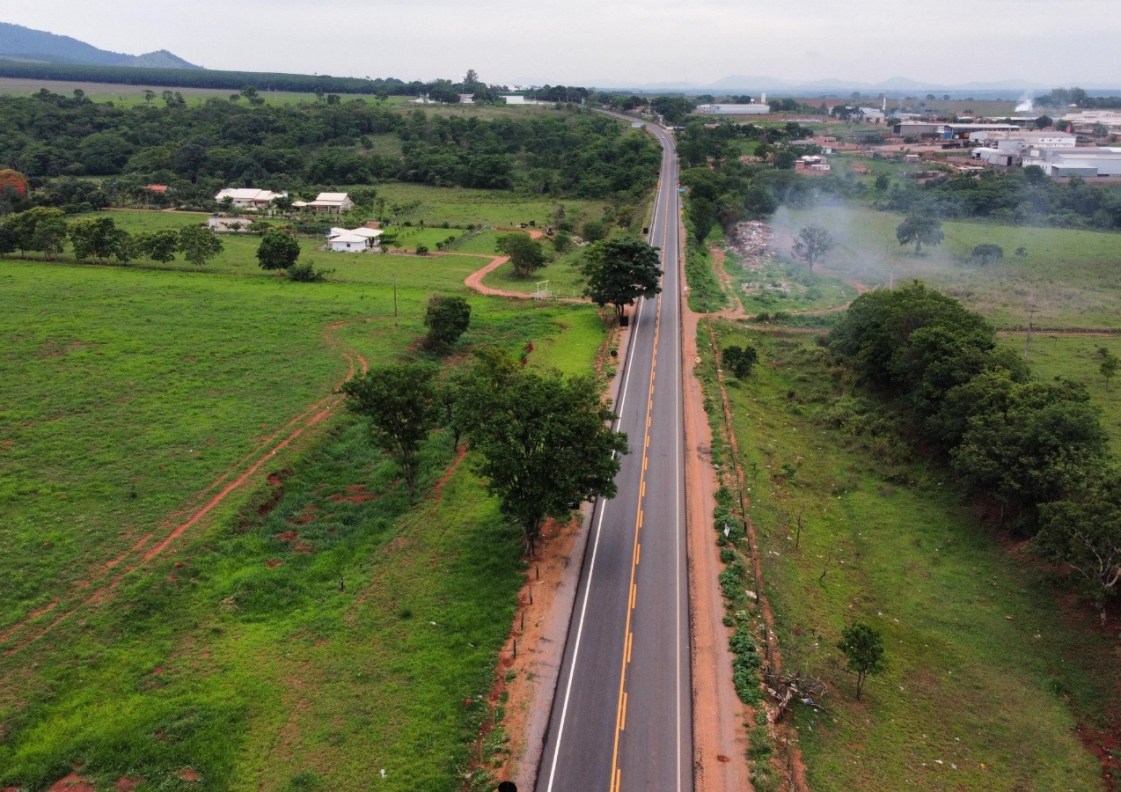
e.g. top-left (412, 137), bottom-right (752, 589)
top-left (725, 220), bottom-right (776, 271)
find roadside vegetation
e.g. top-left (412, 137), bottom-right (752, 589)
top-left (700, 321), bottom-right (1116, 791)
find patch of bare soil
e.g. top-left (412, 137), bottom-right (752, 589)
top-left (114, 777), bottom-right (143, 792)
top-left (46, 774), bottom-right (94, 792)
top-left (328, 484), bottom-right (380, 504)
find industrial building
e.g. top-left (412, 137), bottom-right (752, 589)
top-left (695, 103), bottom-right (771, 116)
top-left (1020, 146), bottom-right (1121, 177)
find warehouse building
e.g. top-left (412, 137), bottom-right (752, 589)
top-left (1020, 146), bottom-right (1121, 177)
top-left (695, 103), bottom-right (772, 115)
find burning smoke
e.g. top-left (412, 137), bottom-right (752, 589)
top-left (1014, 92), bottom-right (1034, 114)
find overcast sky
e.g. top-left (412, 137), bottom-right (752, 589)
top-left (5, 1), bottom-right (1118, 89)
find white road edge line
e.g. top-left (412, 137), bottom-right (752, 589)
top-left (542, 164), bottom-right (663, 792)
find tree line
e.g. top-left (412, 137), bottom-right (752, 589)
top-left (0, 206), bottom-right (224, 267)
top-left (827, 282), bottom-right (1119, 620)
top-left (0, 90), bottom-right (659, 212)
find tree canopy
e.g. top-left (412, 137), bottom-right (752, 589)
top-left (496, 234), bottom-right (546, 278)
top-left (895, 215), bottom-right (944, 254)
top-left (177, 225), bottom-right (223, 266)
top-left (455, 348), bottom-right (627, 552)
top-left (423, 294), bottom-right (472, 352)
top-left (341, 363), bottom-right (440, 496)
top-left (256, 228), bottom-right (300, 271)
top-left (579, 237), bottom-right (662, 322)
top-left (837, 622), bottom-right (886, 701)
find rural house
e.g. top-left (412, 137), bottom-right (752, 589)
top-left (214, 187), bottom-right (284, 209)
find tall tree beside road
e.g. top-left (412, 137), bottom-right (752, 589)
top-left (456, 349), bottom-right (627, 553)
top-left (579, 237), bottom-right (662, 324)
top-left (341, 363), bottom-right (440, 497)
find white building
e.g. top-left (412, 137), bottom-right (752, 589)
top-left (214, 188), bottom-right (284, 209)
top-left (695, 104), bottom-right (772, 116)
top-left (1061, 110), bottom-right (1121, 128)
top-left (326, 226), bottom-right (383, 253)
top-left (1021, 146), bottom-right (1121, 177)
top-left (970, 130), bottom-right (1076, 148)
top-left (294, 192), bottom-right (355, 214)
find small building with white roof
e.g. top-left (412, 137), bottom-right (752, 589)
top-left (214, 188), bottom-right (285, 209)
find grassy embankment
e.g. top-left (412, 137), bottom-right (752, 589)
top-left (0, 206), bottom-right (606, 790)
top-left (700, 325), bottom-right (1116, 791)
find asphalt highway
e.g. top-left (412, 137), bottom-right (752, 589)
top-left (537, 122), bottom-right (691, 792)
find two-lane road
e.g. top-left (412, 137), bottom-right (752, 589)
top-left (538, 122), bottom-right (690, 792)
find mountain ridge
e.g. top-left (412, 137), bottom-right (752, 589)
top-left (0, 22), bottom-right (199, 69)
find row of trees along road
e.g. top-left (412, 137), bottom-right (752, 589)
top-left (342, 348), bottom-right (627, 552)
top-left (340, 234), bottom-right (661, 551)
top-left (828, 282), bottom-right (1118, 622)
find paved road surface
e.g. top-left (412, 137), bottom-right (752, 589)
top-left (537, 122), bottom-right (691, 792)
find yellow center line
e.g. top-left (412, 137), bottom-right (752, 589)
top-left (609, 150), bottom-right (673, 792)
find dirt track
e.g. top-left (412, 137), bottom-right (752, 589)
top-left (0, 321), bottom-right (369, 657)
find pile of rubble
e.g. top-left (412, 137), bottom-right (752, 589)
top-left (725, 220), bottom-right (776, 271)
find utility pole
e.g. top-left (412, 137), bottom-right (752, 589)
top-left (1024, 291), bottom-right (1037, 362)
top-left (393, 274), bottom-right (398, 328)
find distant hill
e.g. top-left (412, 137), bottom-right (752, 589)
top-left (0, 22), bottom-right (199, 69)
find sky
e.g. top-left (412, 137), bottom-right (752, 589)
top-left (4, 0), bottom-right (1119, 89)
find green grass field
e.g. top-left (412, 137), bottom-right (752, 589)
top-left (372, 184), bottom-right (607, 230)
top-left (998, 332), bottom-right (1121, 453)
top-left (0, 246), bottom-right (606, 790)
top-left (773, 205), bottom-right (1121, 327)
top-left (705, 324), bottom-right (1115, 791)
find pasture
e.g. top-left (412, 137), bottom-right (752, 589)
top-left (705, 325), bottom-right (1116, 791)
top-left (772, 205), bottom-right (1121, 328)
top-left (0, 247), bottom-right (606, 790)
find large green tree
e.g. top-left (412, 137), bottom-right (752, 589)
top-left (256, 228), bottom-right (301, 271)
top-left (133, 229), bottom-right (180, 263)
top-left (895, 215), bottom-right (944, 254)
top-left (1036, 467), bottom-right (1121, 625)
top-left (579, 237), bottom-right (662, 323)
top-left (458, 349), bottom-right (627, 553)
top-left (423, 294), bottom-right (472, 352)
top-left (4, 207), bottom-right (67, 258)
top-left (68, 216), bottom-right (131, 263)
top-left (496, 234), bottom-right (546, 278)
top-left (341, 363), bottom-right (440, 496)
top-left (178, 225), bottom-right (224, 267)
